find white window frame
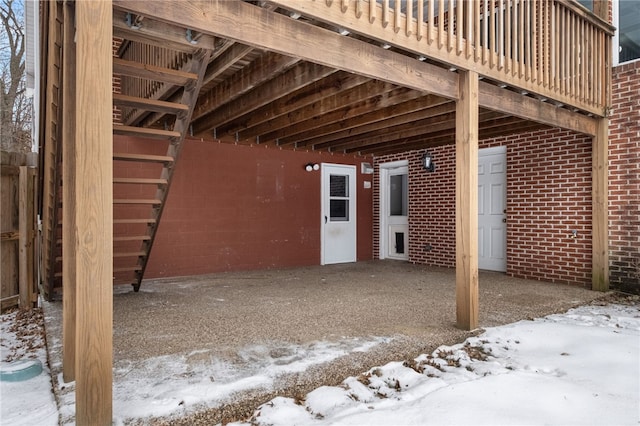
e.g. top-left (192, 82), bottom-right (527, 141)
top-left (613, 0), bottom-right (640, 66)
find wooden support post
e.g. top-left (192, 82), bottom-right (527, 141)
top-left (592, 117), bottom-right (609, 291)
top-left (18, 166), bottom-right (29, 308)
top-left (593, 0), bottom-right (608, 22)
top-left (62, 0), bottom-right (77, 383)
top-left (456, 70), bottom-right (479, 331)
top-left (74, 1), bottom-right (113, 424)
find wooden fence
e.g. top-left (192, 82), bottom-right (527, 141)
top-left (1, 151), bottom-right (38, 311)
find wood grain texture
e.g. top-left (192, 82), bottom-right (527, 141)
top-left (113, 0), bottom-right (459, 100)
top-left (455, 70), bottom-right (479, 331)
top-left (74, 1), bottom-right (113, 424)
top-left (62, 0), bottom-right (76, 383)
top-left (592, 118), bottom-right (609, 291)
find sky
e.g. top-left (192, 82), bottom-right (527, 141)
top-left (1, 300), bottom-right (639, 425)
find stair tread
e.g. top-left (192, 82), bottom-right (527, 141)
top-left (113, 57), bottom-right (198, 85)
top-left (113, 124), bottom-right (181, 139)
top-left (113, 152), bottom-right (174, 163)
top-left (114, 235), bottom-right (151, 242)
top-left (113, 93), bottom-right (189, 114)
top-left (113, 218), bottom-right (157, 224)
top-left (114, 251), bottom-right (146, 258)
top-left (113, 177), bottom-right (168, 185)
top-left (113, 266), bottom-right (142, 272)
top-left (113, 199), bottom-right (162, 205)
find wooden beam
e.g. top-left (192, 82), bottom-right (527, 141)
top-left (478, 82), bottom-right (597, 136)
top-left (192, 62), bottom-right (336, 135)
top-left (74, 1), bottom-right (113, 424)
top-left (592, 117), bottom-right (609, 291)
top-left (592, 1), bottom-right (608, 21)
top-left (193, 52), bottom-right (300, 121)
top-left (456, 70), bottom-right (479, 331)
top-left (113, 1), bottom-right (459, 100)
top-left (112, 11), bottom-right (217, 53)
top-left (280, 88), bottom-right (424, 147)
top-left (62, 0), bottom-right (76, 383)
top-left (220, 72), bottom-right (367, 135)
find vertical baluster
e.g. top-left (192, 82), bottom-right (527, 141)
top-left (552, 1), bottom-right (557, 92)
top-left (490, 0), bottom-right (495, 68)
top-left (541, 0), bottom-right (547, 88)
top-left (438, 0), bottom-right (444, 49)
top-left (370, 0), bottom-right (376, 24)
top-left (498, 0), bottom-right (504, 71)
top-left (382, 0), bottom-right (389, 27)
top-left (565, 7), bottom-right (570, 97)
top-left (468, 0), bottom-right (474, 60)
top-left (417, 0), bottom-right (424, 40)
top-left (448, 0), bottom-right (455, 52)
top-left (560, 4), bottom-right (565, 95)
top-left (530, 0), bottom-right (535, 83)
top-left (406, 0), bottom-right (413, 37)
top-left (342, 0), bottom-right (349, 13)
top-left (580, 19), bottom-right (585, 103)
top-left (590, 25), bottom-right (595, 106)
top-left (578, 15), bottom-right (583, 102)
top-left (456, 0), bottom-right (463, 55)
top-left (355, 0), bottom-right (363, 18)
top-left (394, 0), bottom-right (401, 33)
top-left (429, 0), bottom-right (435, 46)
top-left (512, 0), bottom-right (517, 77)
top-left (473, 0), bottom-right (479, 62)
top-left (518, 0), bottom-right (524, 79)
top-left (482, 0), bottom-right (488, 65)
top-left (505, 0), bottom-right (511, 74)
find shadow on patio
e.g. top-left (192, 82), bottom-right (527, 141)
top-left (43, 260), bottom-right (602, 424)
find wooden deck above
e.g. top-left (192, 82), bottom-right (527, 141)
top-left (111, 0), bottom-right (613, 156)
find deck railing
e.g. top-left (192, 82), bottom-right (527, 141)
top-left (275, 0), bottom-right (614, 116)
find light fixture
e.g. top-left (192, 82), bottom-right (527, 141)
top-left (305, 163), bottom-right (320, 172)
top-left (422, 152), bottom-right (435, 172)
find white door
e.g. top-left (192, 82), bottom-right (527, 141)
top-left (379, 161), bottom-right (409, 260)
top-left (478, 146), bottom-right (507, 271)
top-left (321, 164), bottom-right (356, 265)
top-left (386, 166), bottom-right (409, 260)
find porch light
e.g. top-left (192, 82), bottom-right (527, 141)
top-left (305, 163), bottom-right (320, 172)
top-left (422, 152), bottom-right (435, 172)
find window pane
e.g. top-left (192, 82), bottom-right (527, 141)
top-left (330, 175), bottom-right (348, 197)
top-left (330, 200), bottom-right (348, 221)
top-left (389, 174), bottom-right (408, 216)
top-left (619, 1), bottom-right (640, 63)
top-left (395, 232), bottom-right (405, 254)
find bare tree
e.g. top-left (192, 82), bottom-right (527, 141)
top-left (1, 0), bottom-right (31, 153)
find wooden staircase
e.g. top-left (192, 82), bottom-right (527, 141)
top-left (111, 48), bottom-right (212, 291)
top-left (47, 44), bottom-right (212, 295)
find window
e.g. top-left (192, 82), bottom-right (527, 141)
top-left (329, 175), bottom-right (349, 221)
top-left (579, 1), bottom-right (639, 65)
top-left (614, 0), bottom-right (640, 64)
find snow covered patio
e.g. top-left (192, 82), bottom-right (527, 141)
top-left (39, 261), bottom-right (605, 424)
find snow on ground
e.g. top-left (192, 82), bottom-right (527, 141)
top-left (0, 308), bottom-right (58, 426)
top-left (1, 300), bottom-right (639, 425)
top-left (232, 302), bottom-right (640, 426)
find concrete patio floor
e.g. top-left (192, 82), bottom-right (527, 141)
top-left (43, 260), bottom-right (604, 424)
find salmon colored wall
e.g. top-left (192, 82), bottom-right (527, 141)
top-left (113, 137), bottom-right (374, 279)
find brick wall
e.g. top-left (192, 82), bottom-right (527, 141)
top-left (609, 60), bottom-right (640, 292)
top-left (375, 130), bottom-right (594, 287)
top-left (129, 138), bottom-right (375, 278)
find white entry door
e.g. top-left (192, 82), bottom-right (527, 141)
top-left (321, 164), bottom-right (357, 265)
top-left (478, 146), bottom-right (507, 271)
top-left (386, 166), bottom-right (409, 260)
top-left (379, 161), bottom-right (409, 260)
